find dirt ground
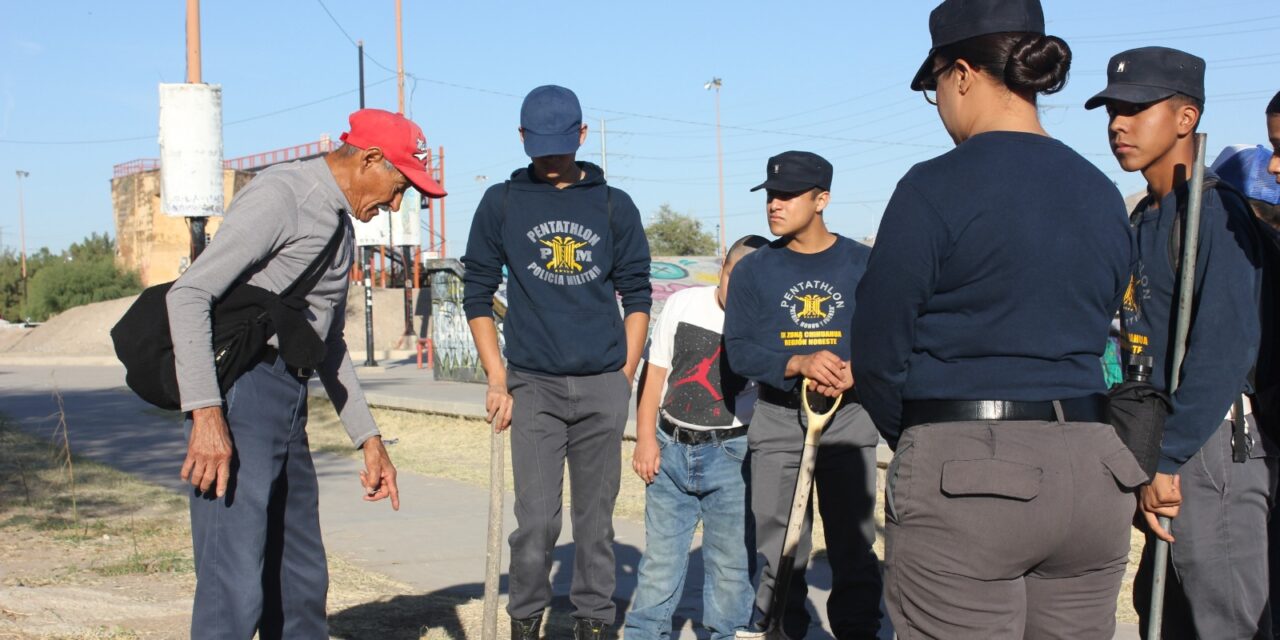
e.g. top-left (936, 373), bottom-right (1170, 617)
top-left (0, 419), bottom-right (509, 640)
top-left (0, 286), bottom-right (416, 357)
top-left (304, 397), bottom-right (1146, 626)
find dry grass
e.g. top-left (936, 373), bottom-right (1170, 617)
top-left (0, 419), bottom-right (470, 639)
top-left (308, 396), bottom-right (1147, 627)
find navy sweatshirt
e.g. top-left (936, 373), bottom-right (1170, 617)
top-left (1123, 174), bottom-right (1263, 474)
top-left (723, 235), bottom-right (870, 392)
top-left (462, 162), bottom-right (652, 375)
top-left (851, 131), bottom-right (1133, 446)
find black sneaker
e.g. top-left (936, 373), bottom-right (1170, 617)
top-left (511, 614), bottom-right (542, 640)
top-left (572, 618), bottom-right (608, 640)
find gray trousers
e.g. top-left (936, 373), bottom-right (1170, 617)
top-left (506, 369), bottom-right (630, 623)
top-left (187, 359), bottom-right (327, 640)
top-left (885, 419), bottom-right (1145, 640)
top-left (749, 399), bottom-right (883, 639)
top-left (1134, 417), bottom-right (1279, 640)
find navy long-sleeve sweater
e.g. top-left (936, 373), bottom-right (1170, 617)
top-left (723, 235), bottom-right (870, 392)
top-left (1123, 174), bottom-right (1263, 474)
top-left (851, 131), bottom-right (1133, 447)
top-left (461, 162), bottom-right (652, 375)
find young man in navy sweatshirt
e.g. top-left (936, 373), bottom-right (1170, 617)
top-left (723, 151), bottom-right (882, 639)
top-left (461, 85), bottom-right (651, 640)
top-left (1087, 48), bottom-right (1275, 638)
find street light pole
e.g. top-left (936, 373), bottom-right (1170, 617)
top-left (15, 170), bottom-right (29, 314)
top-left (704, 77), bottom-right (726, 257)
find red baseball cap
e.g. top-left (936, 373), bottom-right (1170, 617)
top-left (339, 109), bottom-right (447, 198)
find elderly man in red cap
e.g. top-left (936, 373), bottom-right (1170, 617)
top-left (167, 108), bottom-right (445, 639)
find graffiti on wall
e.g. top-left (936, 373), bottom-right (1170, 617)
top-left (428, 257), bottom-right (721, 382)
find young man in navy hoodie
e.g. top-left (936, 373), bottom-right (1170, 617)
top-left (462, 85), bottom-right (652, 640)
top-left (1086, 48), bottom-right (1275, 638)
top-left (724, 151), bottom-right (881, 639)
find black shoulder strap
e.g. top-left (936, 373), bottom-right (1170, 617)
top-left (282, 215), bottom-right (348, 303)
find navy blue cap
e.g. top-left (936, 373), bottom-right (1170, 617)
top-left (1084, 47), bottom-right (1205, 110)
top-left (520, 85), bottom-right (583, 158)
top-left (910, 0), bottom-right (1045, 91)
top-left (750, 151), bottom-right (833, 193)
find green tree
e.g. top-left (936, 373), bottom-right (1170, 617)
top-left (644, 204), bottom-right (717, 256)
top-left (1, 232), bottom-right (142, 323)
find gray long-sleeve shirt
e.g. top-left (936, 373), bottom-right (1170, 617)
top-left (166, 157), bottom-right (379, 447)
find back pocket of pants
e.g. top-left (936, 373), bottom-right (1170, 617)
top-left (1101, 448), bottom-right (1149, 489)
top-left (941, 458), bottom-right (1041, 501)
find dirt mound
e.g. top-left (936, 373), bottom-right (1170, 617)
top-left (1, 286), bottom-right (425, 356)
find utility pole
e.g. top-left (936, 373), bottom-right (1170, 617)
top-left (705, 77), bottom-right (726, 257)
top-left (600, 118), bottom-right (608, 179)
top-left (357, 40), bottom-right (377, 368)
top-left (15, 171), bottom-right (29, 314)
top-left (185, 0), bottom-right (208, 261)
top-left (394, 0), bottom-right (414, 348)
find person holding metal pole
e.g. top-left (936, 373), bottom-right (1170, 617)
top-left (1086, 48), bottom-right (1275, 639)
top-left (461, 85), bottom-right (651, 640)
top-left (723, 151), bottom-right (882, 640)
top-left (852, 1), bottom-right (1141, 637)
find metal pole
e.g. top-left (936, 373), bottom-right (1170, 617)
top-left (439, 148), bottom-right (447, 258)
top-left (482, 425), bottom-right (505, 640)
top-left (364, 248), bottom-right (378, 367)
top-left (402, 245), bottom-right (414, 343)
top-left (185, 0), bottom-right (201, 84)
top-left (356, 39), bottom-right (375, 366)
top-left (185, 0), bottom-right (208, 262)
top-left (15, 171), bottom-right (29, 313)
top-left (1147, 131), bottom-right (1208, 640)
top-left (600, 118), bottom-right (608, 179)
top-left (708, 78), bottom-right (727, 257)
top-left (395, 0), bottom-right (404, 115)
top-left (358, 40), bottom-right (365, 109)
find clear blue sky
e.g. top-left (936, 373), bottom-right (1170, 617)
top-left (2, 0), bottom-right (1277, 257)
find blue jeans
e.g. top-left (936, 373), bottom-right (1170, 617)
top-left (186, 359), bottom-right (327, 640)
top-left (624, 426), bottom-right (755, 640)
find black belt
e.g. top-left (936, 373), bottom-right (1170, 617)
top-left (901, 395), bottom-right (1109, 429)
top-left (758, 384), bottom-right (858, 410)
top-left (262, 347), bottom-right (314, 380)
top-left (659, 417), bottom-right (747, 445)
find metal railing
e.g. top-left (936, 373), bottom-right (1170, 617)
top-left (112, 137), bottom-right (335, 179)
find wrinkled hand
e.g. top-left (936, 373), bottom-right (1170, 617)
top-left (1139, 472), bottom-right (1181, 542)
top-left (182, 406), bottom-right (235, 498)
top-left (486, 382), bottom-right (514, 432)
top-left (632, 435), bottom-right (661, 484)
top-left (359, 436), bottom-right (400, 511)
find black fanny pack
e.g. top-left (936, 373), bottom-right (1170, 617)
top-left (111, 221), bottom-right (346, 410)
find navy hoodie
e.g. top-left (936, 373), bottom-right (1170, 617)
top-left (851, 131), bottom-right (1133, 446)
top-left (1123, 173), bottom-right (1263, 474)
top-left (723, 235), bottom-right (870, 392)
top-left (462, 162), bottom-right (652, 375)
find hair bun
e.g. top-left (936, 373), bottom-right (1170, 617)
top-left (1005, 34), bottom-right (1071, 95)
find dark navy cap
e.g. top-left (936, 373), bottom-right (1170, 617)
top-left (750, 151), bottom-right (833, 193)
top-left (1084, 47), bottom-right (1205, 110)
top-left (520, 85), bottom-right (583, 158)
top-left (909, 0), bottom-right (1045, 91)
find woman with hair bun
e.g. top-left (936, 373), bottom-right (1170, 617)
top-left (851, 0), bottom-right (1141, 637)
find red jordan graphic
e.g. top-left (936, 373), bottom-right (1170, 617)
top-left (671, 345), bottom-right (723, 401)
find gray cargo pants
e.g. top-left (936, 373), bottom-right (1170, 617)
top-left (749, 399), bottom-right (883, 639)
top-left (884, 418), bottom-right (1146, 640)
top-left (187, 358), bottom-right (327, 640)
top-left (506, 369), bottom-right (631, 624)
top-left (1134, 417), bottom-right (1279, 640)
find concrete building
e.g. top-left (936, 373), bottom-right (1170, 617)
top-left (111, 139), bottom-right (331, 286)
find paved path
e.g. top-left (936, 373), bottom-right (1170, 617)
top-left (0, 360), bottom-right (1137, 639)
